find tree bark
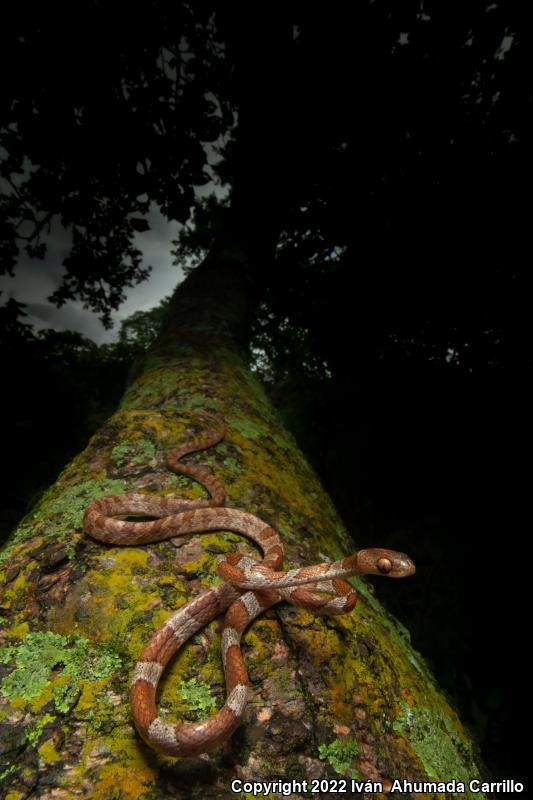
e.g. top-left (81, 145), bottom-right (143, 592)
top-left (0, 239), bottom-right (487, 800)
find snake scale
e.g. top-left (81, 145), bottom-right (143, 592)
top-left (83, 413), bottom-right (415, 757)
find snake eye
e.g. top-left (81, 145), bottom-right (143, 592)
top-left (377, 557), bottom-right (392, 574)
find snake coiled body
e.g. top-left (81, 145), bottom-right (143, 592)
top-left (83, 414), bottom-right (415, 757)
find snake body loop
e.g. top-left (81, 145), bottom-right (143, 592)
top-left (83, 413), bottom-right (415, 756)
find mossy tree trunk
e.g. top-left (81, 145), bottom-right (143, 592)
top-left (0, 236), bottom-right (487, 800)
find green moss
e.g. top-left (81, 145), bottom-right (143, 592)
top-left (318, 739), bottom-right (360, 779)
top-left (0, 631), bottom-right (121, 711)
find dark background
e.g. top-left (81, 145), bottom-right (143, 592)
top-left (1, 1), bottom-right (530, 786)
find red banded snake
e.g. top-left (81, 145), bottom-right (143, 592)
top-left (83, 413), bottom-right (415, 756)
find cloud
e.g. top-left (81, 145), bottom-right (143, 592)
top-left (0, 206), bottom-right (185, 344)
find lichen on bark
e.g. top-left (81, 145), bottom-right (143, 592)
top-left (0, 252), bottom-right (486, 799)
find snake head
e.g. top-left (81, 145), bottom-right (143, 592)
top-left (356, 547), bottom-right (416, 578)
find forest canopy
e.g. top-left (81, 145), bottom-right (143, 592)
top-left (1, 2), bottom-right (529, 365)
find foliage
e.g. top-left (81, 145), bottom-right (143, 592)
top-left (117, 295), bottom-right (172, 351)
top-left (171, 194), bottom-right (230, 277)
top-left (0, 2), bottom-right (229, 325)
top-left (2, 3), bottom-right (528, 336)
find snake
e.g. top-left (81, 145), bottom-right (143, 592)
top-left (83, 413), bottom-right (415, 757)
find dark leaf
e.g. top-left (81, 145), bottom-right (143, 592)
top-left (129, 217), bottom-right (150, 233)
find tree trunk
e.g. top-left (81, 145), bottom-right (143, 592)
top-left (0, 238), bottom-right (487, 800)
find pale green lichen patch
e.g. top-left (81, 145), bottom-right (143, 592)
top-left (318, 738), bottom-right (359, 779)
top-left (227, 416), bottom-right (267, 441)
top-left (391, 700), bottom-right (480, 797)
top-left (155, 620), bottom-right (226, 717)
top-left (0, 765), bottom-right (18, 783)
top-left (0, 478), bottom-right (125, 564)
top-left (0, 631), bottom-right (121, 712)
top-left (25, 712), bottom-right (56, 746)
top-left (176, 677), bottom-right (217, 718)
top-left (110, 437), bottom-right (156, 467)
top-left (119, 366), bottom-right (183, 410)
